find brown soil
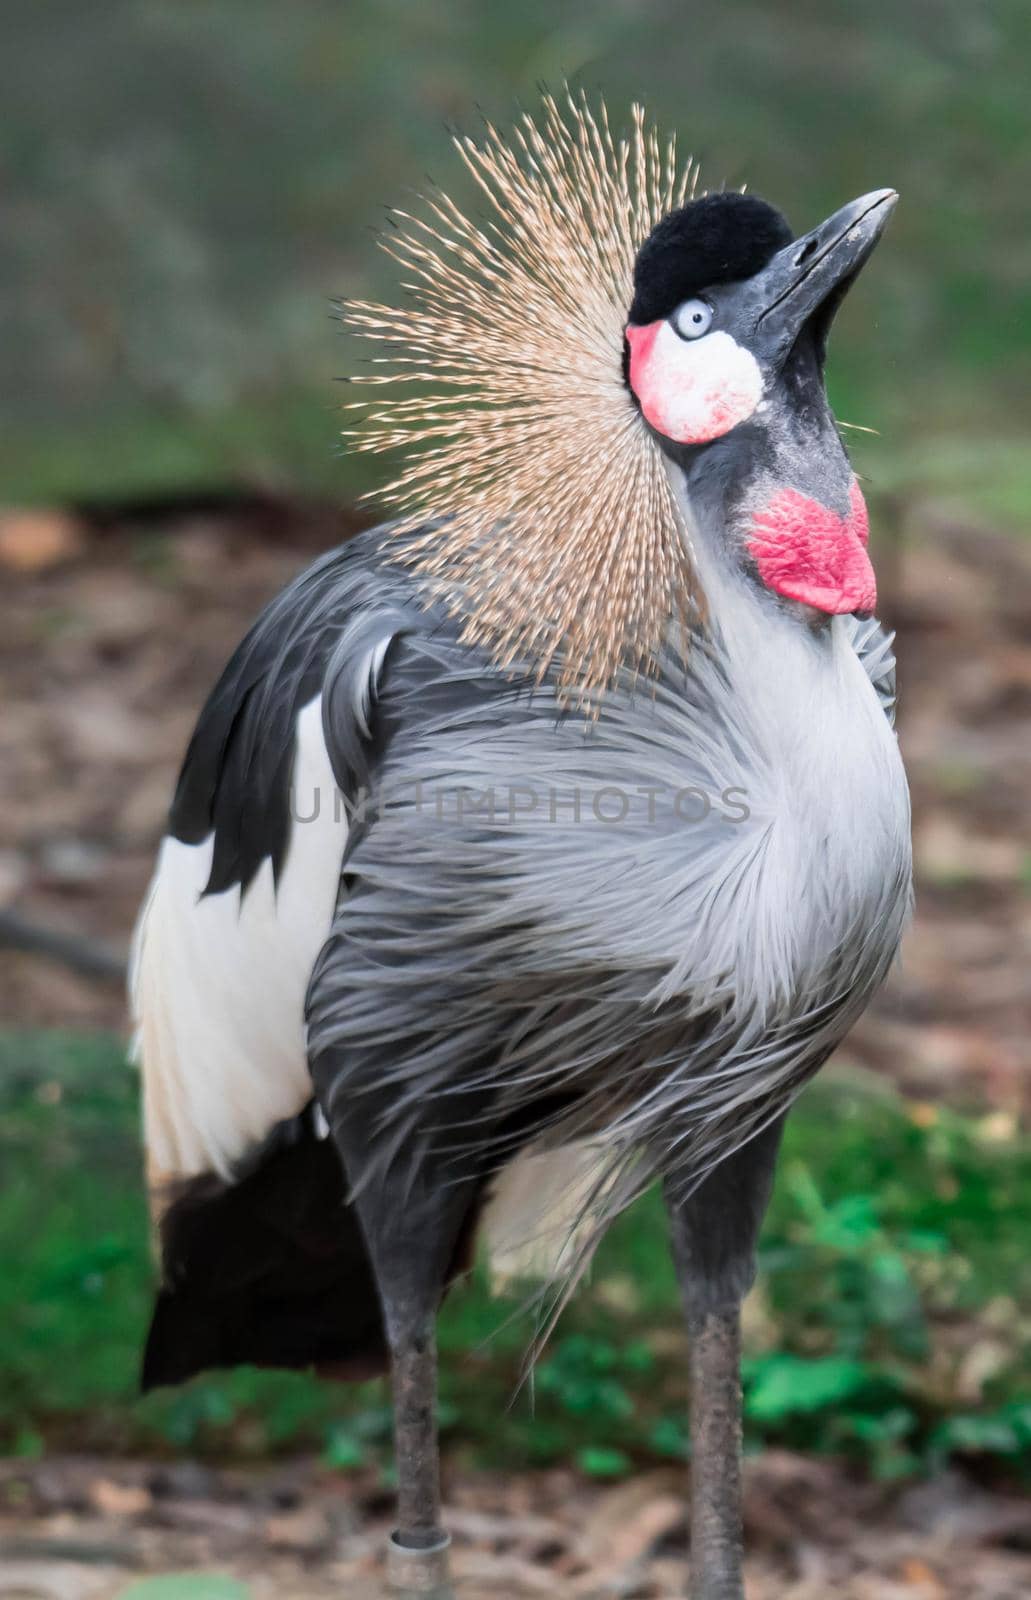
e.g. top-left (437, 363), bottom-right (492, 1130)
top-left (3, 1450), bottom-right (1031, 1599)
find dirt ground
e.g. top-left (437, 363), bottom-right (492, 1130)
top-left (1, 496), bottom-right (1030, 1598)
top-left (3, 1450), bottom-right (1031, 1599)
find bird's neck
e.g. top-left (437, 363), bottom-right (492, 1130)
top-left (664, 403), bottom-right (862, 632)
top-left (668, 452), bottom-right (830, 731)
top-left (664, 449), bottom-right (909, 929)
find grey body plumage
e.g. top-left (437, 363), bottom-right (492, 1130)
top-left (299, 520), bottom-right (909, 1235)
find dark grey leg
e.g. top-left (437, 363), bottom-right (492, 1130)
top-left (665, 1118), bottom-right (784, 1600)
top-left (311, 1058), bottom-right (479, 1599)
top-left (344, 1172), bottom-right (468, 1599)
top-left (341, 1154), bottom-right (471, 1597)
top-left (686, 1306), bottom-right (744, 1598)
top-left (383, 1305), bottom-right (455, 1598)
top-left (391, 1317), bottom-right (444, 1548)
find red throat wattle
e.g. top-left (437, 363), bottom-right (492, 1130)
top-left (747, 480), bottom-right (876, 614)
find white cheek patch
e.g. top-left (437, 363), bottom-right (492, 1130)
top-left (627, 321), bottom-right (764, 444)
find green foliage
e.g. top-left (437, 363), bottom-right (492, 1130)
top-left (1, 1033), bottom-right (1030, 1485)
top-left (744, 1356), bottom-right (876, 1422)
top-left (576, 1446), bottom-right (633, 1478)
top-left (115, 1580), bottom-right (252, 1600)
top-left (930, 1403), bottom-right (1031, 1468)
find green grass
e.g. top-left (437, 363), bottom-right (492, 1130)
top-left (2, 1031), bottom-right (1030, 1484)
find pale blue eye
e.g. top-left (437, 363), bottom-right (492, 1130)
top-left (671, 299), bottom-right (713, 340)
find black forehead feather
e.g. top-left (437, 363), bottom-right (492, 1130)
top-left (628, 193), bottom-right (793, 325)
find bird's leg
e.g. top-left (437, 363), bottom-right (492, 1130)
top-left (664, 1118), bottom-right (784, 1600)
top-left (381, 1294), bottom-right (456, 1599)
top-left (316, 1056), bottom-right (479, 1599)
top-left (336, 1163), bottom-right (470, 1600)
top-left (308, 918), bottom-right (501, 1597)
top-left (390, 1307), bottom-right (444, 1549)
top-left (685, 1303), bottom-right (744, 1599)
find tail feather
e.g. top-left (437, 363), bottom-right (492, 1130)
top-left (142, 1117), bottom-right (387, 1390)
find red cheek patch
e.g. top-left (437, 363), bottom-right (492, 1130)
top-left (626, 319), bottom-right (660, 366)
top-left (748, 480), bottom-right (876, 614)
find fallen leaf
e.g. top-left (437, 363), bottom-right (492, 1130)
top-left (87, 1479), bottom-right (151, 1518)
top-left (576, 1471), bottom-right (682, 1564)
top-left (900, 1556), bottom-right (946, 1595)
top-left (452, 1550), bottom-right (561, 1594)
top-left (0, 849), bottom-right (30, 907)
top-left (0, 509), bottom-right (84, 572)
top-left (570, 1493), bottom-right (683, 1593)
top-left (263, 1506), bottom-right (331, 1552)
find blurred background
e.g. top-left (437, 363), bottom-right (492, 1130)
top-left (1, 4), bottom-right (1029, 1597)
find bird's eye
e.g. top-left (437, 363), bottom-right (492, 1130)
top-left (671, 299), bottom-right (713, 341)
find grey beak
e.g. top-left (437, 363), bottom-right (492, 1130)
top-left (752, 188), bottom-right (898, 355)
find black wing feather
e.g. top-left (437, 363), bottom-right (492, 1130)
top-left (167, 531), bottom-right (424, 897)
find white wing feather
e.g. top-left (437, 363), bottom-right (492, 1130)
top-left (131, 697), bottom-right (345, 1188)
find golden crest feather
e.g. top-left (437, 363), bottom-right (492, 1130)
top-left (341, 91), bottom-right (704, 704)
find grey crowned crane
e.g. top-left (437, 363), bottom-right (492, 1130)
top-left (131, 96), bottom-right (911, 1600)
